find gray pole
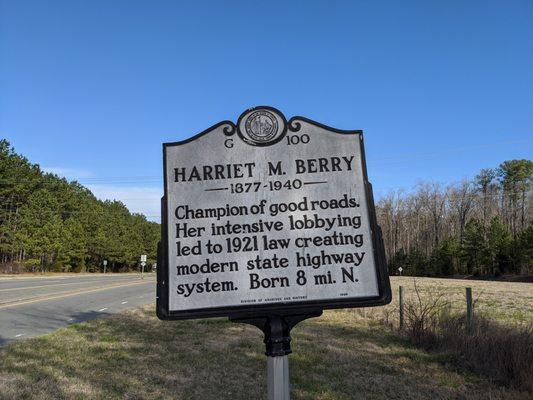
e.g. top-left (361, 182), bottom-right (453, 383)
top-left (230, 313), bottom-right (322, 400)
top-left (399, 285), bottom-right (404, 330)
top-left (267, 355), bottom-right (290, 400)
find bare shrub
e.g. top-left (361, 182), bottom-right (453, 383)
top-left (402, 279), bottom-right (449, 346)
top-left (378, 307), bottom-right (394, 329)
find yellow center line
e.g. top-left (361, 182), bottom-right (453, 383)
top-left (0, 280), bottom-right (154, 310)
top-left (0, 273), bottom-right (148, 281)
top-left (0, 278), bottom-right (143, 292)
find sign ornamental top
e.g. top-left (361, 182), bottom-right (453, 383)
top-left (157, 106), bottom-right (391, 320)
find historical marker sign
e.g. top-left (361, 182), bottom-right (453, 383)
top-left (157, 106), bottom-right (391, 320)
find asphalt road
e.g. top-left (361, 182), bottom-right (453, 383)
top-left (0, 274), bottom-right (155, 345)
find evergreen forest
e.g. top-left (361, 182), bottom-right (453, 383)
top-left (0, 140), bottom-right (159, 273)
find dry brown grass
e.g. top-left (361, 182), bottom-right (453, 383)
top-left (364, 277), bottom-right (533, 393)
top-left (1, 304), bottom-right (530, 400)
top-left (435, 314), bottom-right (533, 392)
top-left (365, 276), bottom-right (533, 326)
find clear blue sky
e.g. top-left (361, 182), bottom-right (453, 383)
top-left (1, 0), bottom-right (532, 220)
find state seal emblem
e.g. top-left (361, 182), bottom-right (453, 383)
top-left (245, 111), bottom-right (278, 142)
top-left (237, 107), bottom-right (287, 146)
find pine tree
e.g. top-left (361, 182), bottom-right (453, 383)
top-left (0, 140), bottom-right (160, 272)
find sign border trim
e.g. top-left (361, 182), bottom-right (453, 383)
top-left (157, 106), bottom-right (392, 320)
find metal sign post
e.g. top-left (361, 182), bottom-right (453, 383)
top-left (267, 356), bottom-right (290, 400)
top-left (230, 312), bottom-right (322, 400)
top-left (268, 356), bottom-right (289, 400)
top-left (103, 259), bottom-right (107, 274)
top-left (140, 255), bottom-right (147, 279)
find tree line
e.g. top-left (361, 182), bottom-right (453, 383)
top-left (0, 140), bottom-right (159, 273)
top-left (376, 159), bottom-right (532, 277)
top-left (1, 138), bottom-right (531, 277)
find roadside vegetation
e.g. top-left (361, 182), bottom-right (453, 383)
top-left (1, 304), bottom-right (530, 400)
top-left (1, 277), bottom-right (531, 399)
top-left (386, 277), bottom-right (533, 325)
top-left (0, 140), bottom-right (159, 274)
top-left (408, 283), bottom-right (531, 392)
top-left (369, 277), bottom-right (533, 393)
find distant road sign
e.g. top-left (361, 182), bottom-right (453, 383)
top-left (141, 254), bottom-right (147, 262)
top-left (103, 260), bottom-right (108, 266)
top-left (141, 261), bottom-right (146, 267)
top-left (398, 267), bottom-right (403, 272)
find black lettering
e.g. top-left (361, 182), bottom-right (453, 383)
top-left (342, 156), bottom-right (354, 170)
top-left (295, 159), bottom-right (305, 174)
top-left (214, 164), bottom-right (225, 179)
top-left (331, 157), bottom-right (341, 171)
top-left (174, 167), bottom-right (186, 182)
top-left (202, 165), bottom-right (213, 180)
top-left (268, 161), bottom-right (283, 176)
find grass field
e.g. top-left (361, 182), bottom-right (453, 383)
top-left (384, 277), bottom-right (533, 325)
top-left (0, 277), bottom-right (531, 399)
